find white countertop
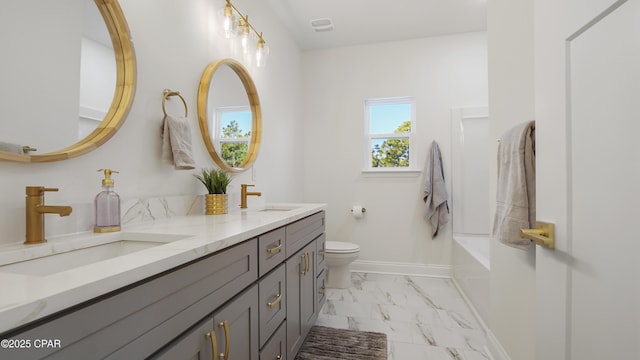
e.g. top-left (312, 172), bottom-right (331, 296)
top-left (0, 203), bottom-right (326, 335)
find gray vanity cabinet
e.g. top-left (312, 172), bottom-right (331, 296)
top-left (1, 211), bottom-right (326, 360)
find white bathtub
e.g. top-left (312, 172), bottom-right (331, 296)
top-left (452, 234), bottom-right (490, 326)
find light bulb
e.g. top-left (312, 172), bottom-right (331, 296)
top-left (256, 39), bottom-right (269, 67)
top-left (239, 22), bottom-right (250, 54)
top-left (219, 2), bottom-right (236, 39)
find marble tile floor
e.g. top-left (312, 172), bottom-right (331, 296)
top-left (316, 272), bottom-right (490, 360)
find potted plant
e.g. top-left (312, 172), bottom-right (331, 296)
top-left (194, 168), bottom-right (232, 215)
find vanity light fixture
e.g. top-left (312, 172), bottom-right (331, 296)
top-left (220, 0), bottom-right (269, 67)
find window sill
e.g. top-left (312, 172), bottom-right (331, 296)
top-left (361, 169), bottom-right (422, 178)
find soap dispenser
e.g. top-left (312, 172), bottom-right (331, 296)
top-left (94, 169), bottom-right (121, 233)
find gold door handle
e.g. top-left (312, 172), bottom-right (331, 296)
top-left (218, 321), bottom-right (230, 359)
top-left (267, 243), bottom-right (282, 254)
top-left (206, 331), bottom-right (218, 360)
top-left (520, 221), bottom-right (555, 249)
top-left (268, 293), bottom-right (282, 309)
top-left (305, 252), bottom-right (311, 275)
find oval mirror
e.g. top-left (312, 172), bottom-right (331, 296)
top-left (197, 59), bottom-right (261, 173)
top-left (0, 0), bottom-right (136, 162)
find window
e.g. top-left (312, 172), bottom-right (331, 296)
top-left (365, 97), bottom-right (415, 171)
top-left (212, 106), bottom-right (252, 168)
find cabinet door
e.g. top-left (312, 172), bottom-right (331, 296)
top-left (285, 240), bottom-right (316, 359)
top-left (316, 268), bottom-right (327, 315)
top-left (151, 318), bottom-right (213, 360)
top-left (300, 242), bottom-right (316, 333)
top-left (213, 285), bottom-right (259, 360)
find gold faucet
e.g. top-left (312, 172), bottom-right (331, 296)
top-left (25, 186), bottom-right (73, 245)
top-left (240, 184), bottom-right (261, 209)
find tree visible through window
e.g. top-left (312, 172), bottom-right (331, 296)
top-left (366, 98), bottom-right (415, 170)
top-left (214, 107), bottom-right (252, 168)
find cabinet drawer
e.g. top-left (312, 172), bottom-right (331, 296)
top-left (3, 239), bottom-right (257, 360)
top-left (260, 321), bottom-right (287, 360)
top-left (285, 211), bottom-right (325, 257)
top-left (315, 233), bottom-right (326, 277)
top-left (258, 227), bottom-right (286, 277)
top-left (259, 264), bottom-right (286, 348)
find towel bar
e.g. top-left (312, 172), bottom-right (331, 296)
top-left (520, 221), bottom-right (554, 249)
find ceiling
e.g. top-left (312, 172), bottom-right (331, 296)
top-left (266, 0), bottom-right (487, 50)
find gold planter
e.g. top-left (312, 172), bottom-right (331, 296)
top-left (205, 194), bottom-right (228, 215)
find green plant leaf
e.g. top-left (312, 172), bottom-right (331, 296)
top-left (193, 168), bottom-right (232, 194)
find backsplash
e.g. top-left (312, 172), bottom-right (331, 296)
top-left (0, 195), bottom-right (204, 247)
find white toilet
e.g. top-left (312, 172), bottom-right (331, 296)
top-left (324, 241), bottom-right (360, 289)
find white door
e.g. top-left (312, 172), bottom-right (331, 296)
top-left (535, 0), bottom-right (640, 359)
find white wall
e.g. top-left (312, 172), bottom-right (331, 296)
top-left (301, 33), bottom-right (487, 267)
top-left (487, 0), bottom-right (536, 359)
top-left (0, 0), bottom-right (304, 245)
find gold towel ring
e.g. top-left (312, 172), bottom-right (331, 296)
top-left (162, 89), bottom-right (188, 117)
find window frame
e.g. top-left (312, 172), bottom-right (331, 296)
top-left (212, 105), bottom-right (252, 155)
top-left (363, 97), bottom-right (417, 173)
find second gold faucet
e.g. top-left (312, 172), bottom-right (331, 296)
top-left (240, 184), bottom-right (261, 209)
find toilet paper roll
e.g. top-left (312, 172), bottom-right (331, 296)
top-left (352, 205), bottom-right (363, 219)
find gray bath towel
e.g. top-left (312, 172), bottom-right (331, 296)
top-left (423, 140), bottom-right (449, 238)
top-left (492, 121), bottom-right (536, 250)
top-left (162, 115), bottom-right (196, 170)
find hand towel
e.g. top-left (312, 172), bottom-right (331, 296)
top-left (161, 115), bottom-right (196, 170)
top-left (0, 141), bottom-right (25, 154)
top-left (423, 140), bottom-right (449, 238)
top-left (492, 121), bottom-right (536, 250)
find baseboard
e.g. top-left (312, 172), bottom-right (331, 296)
top-left (350, 260), bottom-right (451, 278)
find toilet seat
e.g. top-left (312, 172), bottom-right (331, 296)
top-left (325, 241), bottom-right (360, 254)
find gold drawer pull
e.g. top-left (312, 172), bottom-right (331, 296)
top-left (267, 243), bottom-right (282, 254)
top-left (267, 293), bottom-right (282, 309)
top-left (300, 254), bottom-right (307, 275)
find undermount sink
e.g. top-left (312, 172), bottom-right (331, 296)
top-left (0, 232), bottom-right (190, 276)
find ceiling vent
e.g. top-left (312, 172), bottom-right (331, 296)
top-left (310, 18), bottom-right (334, 32)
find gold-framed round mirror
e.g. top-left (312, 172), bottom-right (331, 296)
top-left (0, 0), bottom-right (136, 163)
top-left (197, 59), bottom-right (261, 173)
